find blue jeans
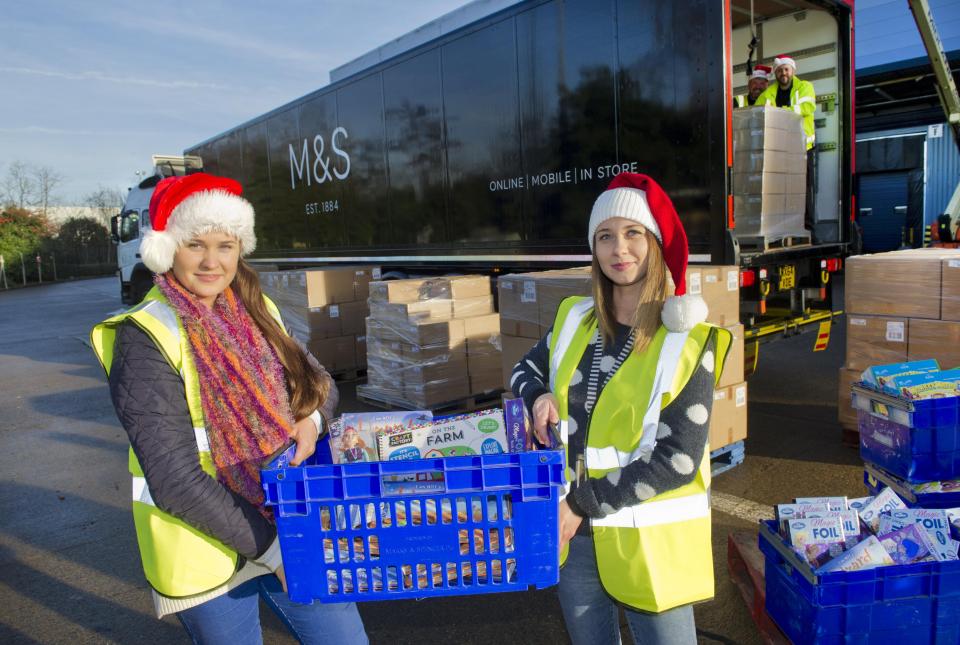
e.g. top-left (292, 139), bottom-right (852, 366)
top-left (176, 574), bottom-right (368, 645)
top-left (557, 535), bottom-right (697, 645)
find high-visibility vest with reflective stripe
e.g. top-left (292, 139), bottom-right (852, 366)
top-left (91, 286), bottom-right (285, 598)
top-left (758, 77), bottom-right (817, 149)
top-left (549, 296), bottom-right (731, 613)
top-left (734, 94), bottom-right (749, 108)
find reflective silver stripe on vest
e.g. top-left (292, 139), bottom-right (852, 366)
top-left (796, 95), bottom-right (816, 107)
top-left (592, 492), bottom-right (710, 528)
top-left (132, 476), bottom-right (155, 506)
top-left (549, 297), bottom-right (596, 387)
top-left (584, 330), bottom-right (690, 470)
top-left (129, 299), bottom-right (212, 507)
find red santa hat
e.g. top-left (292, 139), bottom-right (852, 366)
top-left (750, 64), bottom-right (772, 80)
top-left (587, 172), bottom-right (708, 332)
top-left (773, 55), bottom-right (797, 72)
top-left (140, 173), bottom-right (256, 274)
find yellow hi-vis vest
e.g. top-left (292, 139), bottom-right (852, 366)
top-left (757, 77), bottom-right (817, 150)
top-left (734, 94), bottom-right (749, 108)
top-left (90, 286), bottom-right (285, 598)
top-left (549, 296), bottom-right (731, 613)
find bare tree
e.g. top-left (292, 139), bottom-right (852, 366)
top-left (32, 165), bottom-right (63, 216)
top-left (83, 185), bottom-right (125, 226)
top-left (2, 161), bottom-right (36, 209)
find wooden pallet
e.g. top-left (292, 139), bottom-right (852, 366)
top-left (711, 440), bottom-right (745, 476)
top-left (727, 532), bottom-right (791, 645)
top-left (357, 385), bottom-right (504, 415)
top-left (738, 233), bottom-right (812, 253)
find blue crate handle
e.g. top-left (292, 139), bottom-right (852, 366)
top-left (864, 462), bottom-right (918, 505)
top-left (758, 520), bottom-right (820, 585)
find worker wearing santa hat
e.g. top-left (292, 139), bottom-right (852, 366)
top-left (757, 54), bottom-right (819, 231)
top-left (510, 173), bottom-right (732, 643)
top-left (734, 64), bottom-right (772, 108)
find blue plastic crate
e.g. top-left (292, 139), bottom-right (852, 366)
top-left (759, 520), bottom-right (960, 644)
top-left (852, 385), bottom-right (960, 483)
top-left (261, 441), bottom-right (565, 604)
top-left (863, 463), bottom-right (960, 510)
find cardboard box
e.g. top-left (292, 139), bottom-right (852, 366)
top-left (402, 319), bottom-right (466, 347)
top-left (537, 273), bottom-right (592, 334)
top-left (846, 314), bottom-right (908, 372)
top-left (338, 300), bottom-right (369, 336)
top-left (498, 275), bottom-right (541, 339)
top-left (733, 150), bottom-right (806, 175)
top-left (370, 299), bottom-right (453, 323)
top-left (463, 313), bottom-right (500, 340)
top-left (401, 342), bottom-right (467, 365)
top-left (350, 266), bottom-right (380, 301)
top-left (405, 356), bottom-right (468, 386)
top-left (687, 265), bottom-right (740, 327)
top-left (368, 278), bottom-right (432, 303)
top-left (719, 324), bottom-right (745, 388)
top-left (440, 275), bottom-right (491, 300)
top-left (941, 258), bottom-right (960, 321)
top-left (405, 377), bottom-right (471, 408)
top-left (501, 334), bottom-right (538, 394)
top-left (732, 171), bottom-right (787, 195)
top-left (307, 335), bottom-right (357, 373)
top-left (709, 382), bottom-right (748, 449)
top-left (837, 367), bottom-right (860, 429)
top-left (366, 317), bottom-right (401, 343)
top-left (367, 338), bottom-right (403, 361)
top-left (469, 365), bottom-right (503, 394)
top-left (907, 319), bottom-right (960, 369)
top-left (304, 306), bottom-right (342, 339)
top-left (303, 269), bottom-right (358, 307)
top-left (453, 295), bottom-right (495, 319)
top-left (845, 252), bottom-right (944, 319)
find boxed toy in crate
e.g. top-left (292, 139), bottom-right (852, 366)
top-left (865, 462), bottom-right (960, 510)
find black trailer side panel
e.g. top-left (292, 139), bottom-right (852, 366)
top-left (186, 0), bottom-right (726, 263)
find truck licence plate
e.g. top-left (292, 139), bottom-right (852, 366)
top-left (778, 265), bottom-right (796, 291)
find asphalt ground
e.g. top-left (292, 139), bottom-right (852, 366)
top-left (0, 276), bottom-right (863, 644)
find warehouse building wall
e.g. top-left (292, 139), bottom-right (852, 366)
top-left (857, 123), bottom-right (960, 228)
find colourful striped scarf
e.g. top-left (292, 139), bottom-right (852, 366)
top-left (157, 274), bottom-right (294, 516)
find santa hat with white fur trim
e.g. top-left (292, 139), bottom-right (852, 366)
top-left (140, 173), bottom-right (256, 274)
top-left (773, 55), bottom-right (797, 72)
top-left (587, 172), bottom-right (708, 332)
top-left (749, 64), bottom-right (772, 80)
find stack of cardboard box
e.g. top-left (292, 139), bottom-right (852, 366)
top-left (732, 107), bottom-right (807, 239)
top-left (259, 266), bottom-right (379, 374)
top-left (498, 265), bottom-right (747, 450)
top-left (361, 275), bottom-right (502, 408)
top-left (839, 249), bottom-right (960, 432)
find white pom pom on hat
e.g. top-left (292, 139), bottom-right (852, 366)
top-left (139, 172), bottom-right (256, 274)
top-left (587, 172), bottom-right (708, 332)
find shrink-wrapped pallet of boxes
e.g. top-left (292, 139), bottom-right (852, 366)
top-left (259, 266), bottom-right (379, 375)
top-left (732, 107), bottom-right (808, 244)
top-left (838, 249), bottom-right (960, 437)
top-left (358, 275), bottom-right (503, 409)
top-left (499, 265), bottom-right (747, 451)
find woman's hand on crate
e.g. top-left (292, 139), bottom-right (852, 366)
top-left (559, 499), bottom-right (582, 551)
top-left (532, 393), bottom-right (560, 445)
top-left (289, 416), bottom-right (320, 467)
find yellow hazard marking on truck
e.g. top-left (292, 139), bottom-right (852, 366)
top-left (744, 340), bottom-right (759, 377)
top-left (813, 321), bottom-right (831, 352)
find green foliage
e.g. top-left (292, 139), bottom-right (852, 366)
top-left (0, 207), bottom-right (49, 266)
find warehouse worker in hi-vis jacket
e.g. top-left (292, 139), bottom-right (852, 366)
top-left (734, 64), bottom-right (771, 108)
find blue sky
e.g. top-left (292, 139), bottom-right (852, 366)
top-left (0, 0), bottom-right (469, 203)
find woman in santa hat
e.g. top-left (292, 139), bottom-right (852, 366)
top-left (511, 173), bottom-right (731, 644)
top-left (91, 173), bottom-right (368, 644)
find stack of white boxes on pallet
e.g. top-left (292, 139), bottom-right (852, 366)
top-left (361, 275), bottom-right (502, 408)
top-left (732, 106), bottom-right (808, 240)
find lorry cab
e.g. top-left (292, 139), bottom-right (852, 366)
top-left (111, 155), bottom-right (202, 304)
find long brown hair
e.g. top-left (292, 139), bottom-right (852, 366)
top-left (591, 229), bottom-right (669, 355)
top-left (232, 260), bottom-right (329, 421)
